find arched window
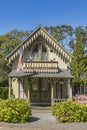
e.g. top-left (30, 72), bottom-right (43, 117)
top-left (32, 44), bottom-right (47, 60)
top-left (41, 45), bottom-right (47, 60)
top-left (33, 44), bottom-right (38, 60)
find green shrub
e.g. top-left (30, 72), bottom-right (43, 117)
top-left (0, 99), bottom-right (31, 123)
top-left (0, 87), bottom-right (13, 99)
top-left (52, 102), bottom-right (87, 122)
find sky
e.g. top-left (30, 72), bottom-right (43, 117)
top-left (0, 0), bottom-right (87, 35)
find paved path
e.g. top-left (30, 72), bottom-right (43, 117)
top-left (0, 108), bottom-right (87, 130)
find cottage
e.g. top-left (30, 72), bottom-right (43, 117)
top-left (7, 26), bottom-right (73, 105)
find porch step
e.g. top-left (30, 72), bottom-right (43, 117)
top-left (30, 106), bottom-right (51, 113)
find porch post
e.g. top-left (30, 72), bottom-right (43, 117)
top-left (38, 45), bottom-right (42, 60)
top-left (67, 79), bottom-right (72, 99)
top-left (28, 84), bottom-right (30, 101)
top-left (51, 84), bottom-right (54, 105)
top-left (9, 78), bottom-right (11, 99)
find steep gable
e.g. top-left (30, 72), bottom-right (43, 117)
top-left (7, 26), bottom-right (73, 63)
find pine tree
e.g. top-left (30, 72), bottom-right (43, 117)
top-left (71, 33), bottom-right (86, 87)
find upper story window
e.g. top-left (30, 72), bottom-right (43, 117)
top-left (32, 43), bottom-right (47, 60)
top-left (33, 44), bottom-right (38, 60)
top-left (42, 45), bottom-right (47, 60)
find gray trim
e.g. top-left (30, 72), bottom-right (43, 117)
top-left (9, 69), bottom-right (73, 78)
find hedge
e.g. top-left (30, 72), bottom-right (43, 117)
top-left (0, 99), bottom-right (31, 123)
top-left (52, 101), bottom-right (87, 122)
top-left (0, 87), bottom-right (13, 99)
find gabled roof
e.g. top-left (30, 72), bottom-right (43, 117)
top-left (7, 26), bottom-right (73, 63)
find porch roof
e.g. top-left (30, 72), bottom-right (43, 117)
top-left (9, 69), bottom-right (73, 78)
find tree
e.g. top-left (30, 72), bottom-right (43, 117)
top-left (75, 26), bottom-right (87, 55)
top-left (0, 29), bottom-right (29, 57)
top-left (70, 33), bottom-right (87, 88)
top-left (45, 25), bottom-right (87, 54)
top-left (0, 29), bottom-right (30, 86)
top-left (45, 25), bottom-right (74, 51)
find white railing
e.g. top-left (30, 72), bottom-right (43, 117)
top-left (23, 61), bottom-right (59, 73)
top-left (54, 98), bottom-right (67, 103)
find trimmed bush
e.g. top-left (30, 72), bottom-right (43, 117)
top-left (52, 101), bottom-right (87, 122)
top-left (0, 99), bottom-right (31, 123)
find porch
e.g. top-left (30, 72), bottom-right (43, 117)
top-left (14, 77), bottom-right (72, 105)
top-left (9, 61), bottom-right (73, 105)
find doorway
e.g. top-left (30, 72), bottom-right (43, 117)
top-left (30, 78), bottom-right (51, 104)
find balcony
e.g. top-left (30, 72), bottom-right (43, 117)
top-left (23, 61), bottom-right (59, 73)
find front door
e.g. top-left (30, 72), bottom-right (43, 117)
top-left (30, 78), bottom-right (51, 104)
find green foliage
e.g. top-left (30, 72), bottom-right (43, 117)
top-left (0, 87), bottom-right (13, 99)
top-left (45, 25), bottom-right (87, 53)
top-left (45, 25), bottom-right (74, 49)
top-left (70, 33), bottom-right (87, 85)
top-left (0, 30), bottom-right (30, 57)
top-left (0, 30), bottom-right (30, 87)
top-left (52, 102), bottom-right (87, 122)
top-left (75, 26), bottom-right (87, 54)
top-left (0, 99), bottom-right (31, 123)
top-left (0, 58), bottom-right (10, 87)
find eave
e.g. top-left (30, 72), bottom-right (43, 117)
top-left (6, 25), bottom-right (73, 63)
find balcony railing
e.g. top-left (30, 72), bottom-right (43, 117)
top-left (23, 61), bottom-right (59, 73)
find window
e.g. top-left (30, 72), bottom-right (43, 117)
top-left (33, 52), bottom-right (38, 60)
top-left (73, 85), bottom-right (87, 95)
top-left (80, 86), bottom-right (84, 94)
top-left (32, 44), bottom-right (47, 60)
top-left (41, 45), bottom-right (47, 60)
top-left (85, 86), bottom-right (87, 94)
top-left (41, 79), bottom-right (49, 91)
top-left (32, 81), bottom-right (38, 91)
top-left (80, 85), bottom-right (87, 94)
top-left (33, 44), bottom-right (38, 60)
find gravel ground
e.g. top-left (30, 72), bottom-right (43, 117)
top-left (0, 110), bottom-right (87, 130)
